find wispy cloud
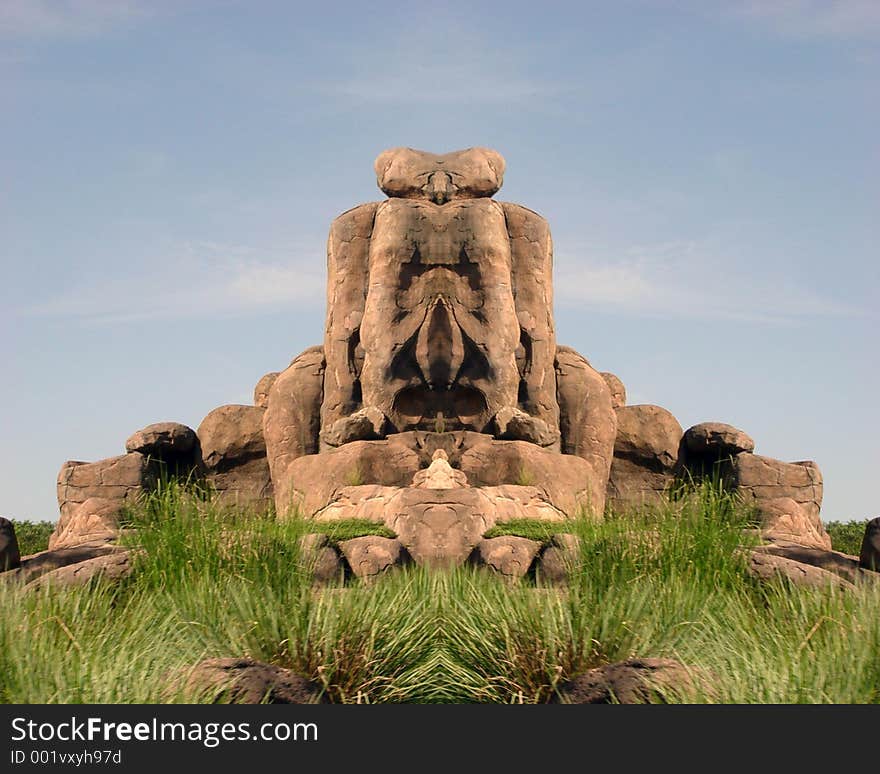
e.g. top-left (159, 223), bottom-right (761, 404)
top-left (23, 240), bottom-right (325, 324)
top-left (0, 0), bottom-right (148, 39)
top-left (554, 239), bottom-right (862, 323)
top-left (728, 0), bottom-right (880, 40)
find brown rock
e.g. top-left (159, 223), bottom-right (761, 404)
top-left (320, 202), bottom-right (380, 437)
top-left (319, 406), bottom-right (387, 447)
top-left (262, 346), bottom-right (325, 489)
top-left (470, 536), bottom-right (542, 578)
top-left (5, 544), bottom-right (125, 585)
top-left (57, 453), bottom-right (156, 523)
top-left (276, 436), bottom-right (421, 518)
top-left (124, 422), bottom-right (197, 459)
top-left (536, 533), bottom-right (581, 585)
top-left (728, 454), bottom-right (828, 550)
top-left (49, 497), bottom-right (121, 550)
top-left (197, 405), bottom-right (272, 509)
top-left (178, 658), bottom-right (323, 704)
top-left (859, 517), bottom-right (880, 572)
top-left (600, 372), bottom-right (626, 409)
top-left (253, 372), bottom-right (280, 409)
top-left (460, 435), bottom-right (601, 518)
top-left (502, 201), bottom-right (559, 439)
top-left (337, 536), bottom-right (409, 579)
top-left (557, 658), bottom-right (703, 704)
top-left (606, 405), bottom-right (683, 512)
top-left (25, 550), bottom-right (133, 591)
top-left (752, 543), bottom-right (864, 584)
top-left (745, 549), bottom-right (855, 590)
top-left (297, 534), bottom-right (343, 584)
top-left (0, 517), bottom-right (21, 572)
top-left (555, 346), bottom-right (617, 515)
top-left (374, 146), bottom-right (506, 202)
top-left (683, 422), bottom-right (754, 458)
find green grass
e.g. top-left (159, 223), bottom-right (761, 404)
top-left (1, 480), bottom-right (879, 703)
top-left (483, 519), bottom-right (571, 541)
top-left (825, 520), bottom-right (868, 556)
top-left (10, 520), bottom-right (55, 556)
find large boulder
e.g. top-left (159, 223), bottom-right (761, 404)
top-left (469, 536), bottom-right (542, 579)
top-left (859, 517), bottom-right (880, 572)
top-left (49, 497), bottom-right (121, 550)
top-left (262, 346), bottom-right (325, 491)
top-left (0, 517), bottom-right (21, 572)
top-left (683, 422), bottom-right (754, 458)
top-left (197, 405), bottom-right (272, 509)
top-left (535, 533), bottom-right (581, 585)
top-left (4, 544), bottom-right (126, 585)
top-left (554, 346), bottom-right (617, 515)
top-left (607, 405), bottom-right (683, 512)
top-left (728, 454), bottom-right (828, 549)
top-left (337, 536), bottom-right (409, 579)
top-left (124, 422), bottom-right (198, 472)
top-left (751, 543), bottom-right (864, 584)
top-left (56, 453), bottom-right (156, 524)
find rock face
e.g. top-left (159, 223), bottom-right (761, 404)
top-left (859, 517), bottom-right (880, 572)
top-left (683, 422), bottom-right (754, 459)
top-left (600, 372), bottom-right (626, 409)
top-left (56, 453), bottom-right (156, 524)
top-left (25, 550), bottom-right (133, 591)
top-left (728, 454), bottom-right (828, 550)
top-left (470, 536), bottom-right (542, 579)
top-left (197, 405), bottom-right (272, 509)
top-left (0, 517), bottom-right (21, 572)
top-left (745, 549), bottom-right (854, 590)
top-left (49, 497), bottom-right (121, 550)
top-left (607, 405), bottom-right (683, 511)
top-left (337, 536), bottom-right (409, 579)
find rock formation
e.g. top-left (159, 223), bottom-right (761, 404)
top-left (18, 146), bottom-right (834, 582)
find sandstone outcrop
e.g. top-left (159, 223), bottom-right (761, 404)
top-left (745, 550), bottom-right (854, 590)
top-left (470, 536), bottom-right (542, 579)
top-left (46, 145), bottom-right (834, 576)
top-left (25, 549), bottom-right (133, 591)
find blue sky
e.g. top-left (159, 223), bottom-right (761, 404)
top-left (1, 0), bottom-right (877, 524)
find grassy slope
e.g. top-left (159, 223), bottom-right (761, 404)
top-left (1, 483), bottom-right (878, 703)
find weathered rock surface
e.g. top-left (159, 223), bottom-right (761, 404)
top-left (25, 550), bottom-right (133, 591)
top-left (535, 533), bottom-right (581, 585)
top-left (49, 497), bottom-right (121, 550)
top-left (607, 405), bottom-right (683, 511)
top-left (557, 658), bottom-right (703, 704)
top-left (745, 549), bottom-right (855, 590)
top-left (683, 422), bottom-right (754, 459)
top-left (253, 372), bottom-right (280, 409)
top-left (859, 517), bottom-right (880, 572)
top-left (337, 536), bottom-right (409, 579)
top-left (555, 346), bottom-right (617, 515)
top-left (57, 453), bottom-right (156, 523)
top-left (263, 346), bottom-right (325, 488)
top-left (728, 454), bottom-right (828, 550)
top-left (5, 544), bottom-right (127, 585)
top-left (751, 543), bottom-right (865, 584)
top-left (124, 422), bottom-right (197, 461)
top-left (470, 536), bottom-right (542, 578)
top-left (600, 372), bottom-right (626, 409)
top-left (178, 658), bottom-right (323, 704)
top-left (0, 517), bottom-right (21, 572)
top-left (197, 405), bottom-right (272, 508)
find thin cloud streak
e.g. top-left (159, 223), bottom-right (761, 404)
top-left (0, 0), bottom-right (149, 39)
